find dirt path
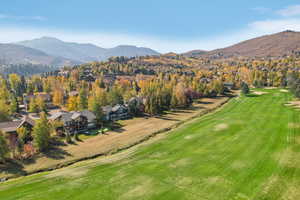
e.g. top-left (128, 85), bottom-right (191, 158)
top-left (0, 96), bottom-right (231, 179)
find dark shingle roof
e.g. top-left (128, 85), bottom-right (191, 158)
top-left (60, 113), bottom-right (74, 123)
top-left (102, 106), bottom-right (112, 114)
top-left (52, 110), bottom-right (96, 124)
top-left (0, 121), bottom-right (22, 133)
top-left (0, 116), bottom-right (35, 133)
top-left (80, 110), bottom-right (96, 122)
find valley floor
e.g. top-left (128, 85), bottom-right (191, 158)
top-left (0, 89), bottom-right (298, 200)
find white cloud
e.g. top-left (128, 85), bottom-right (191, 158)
top-left (277, 5), bottom-right (300, 17)
top-left (249, 18), bottom-right (300, 32)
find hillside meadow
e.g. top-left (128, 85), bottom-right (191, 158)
top-left (0, 89), bottom-right (299, 200)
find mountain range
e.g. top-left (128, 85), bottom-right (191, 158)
top-left (0, 37), bottom-right (160, 67)
top-left (16, 37), bottom-right (160, 64)
top-left (1, 30), bottom-right (300, 70)
top-left (183, 30), bottom-right (300, 59)
top-left (0, 43), bottom-right (77, 66)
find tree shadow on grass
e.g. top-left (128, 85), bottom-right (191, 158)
top-left (42, 146), bottom-right (72, 160)
top-left (199, 101), bottom-right (214, 105)
top-left (172, 108), bottom-right (195, 114)
top-left (0, 159), bottom-right (27, 176)
top-left (113, 127), bottom-right (126, 133)
top-left (154, 116), bottom-right (180, 121)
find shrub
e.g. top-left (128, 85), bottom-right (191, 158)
top-left (241, 82), bottom-right (250, 95)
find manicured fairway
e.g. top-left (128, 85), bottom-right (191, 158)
top-left (0, 89), bottom-right (299, 200)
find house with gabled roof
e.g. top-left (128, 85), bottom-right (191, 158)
top-left (102, 104), bottom-right (129, 121)
top-left (0, 116), bottom-right (35, 149)
top-left (50, 110), bottom-right (96, 134)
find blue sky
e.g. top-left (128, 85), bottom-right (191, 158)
top-left (1, 0), bottom-right (300, 52)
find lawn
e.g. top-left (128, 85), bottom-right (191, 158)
top-left (78, 127), bottom-right (110, 140)
top-left (0, 89), bottom-right (299, 200)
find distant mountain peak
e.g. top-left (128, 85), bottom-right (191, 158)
top-left (23, 36), bottom-right (63, 43)
top-left (0, 43), bottom-right (78, 66)
top-left (283, 29), bottom-right (296, 33)
top-left (40, 36), bottom-right (61, 40)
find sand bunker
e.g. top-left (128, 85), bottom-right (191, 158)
top-left (214, 123), bottom-right (229, 131)
top-left (253, 91), bottom-right (268, 95)
top-left (285, 101), bottom-right (300, 109)
top-left (280, 89), bottom-right (289, 93)
top-left (184, 135), bottom-right (194, 140)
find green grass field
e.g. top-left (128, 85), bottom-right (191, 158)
top-left (1, 89), bottom-right (299, 200)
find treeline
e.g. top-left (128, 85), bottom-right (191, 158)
top-left (287, 72), bottom-right (300, 97)
top-left (0, 63), bottom-right (58, 76)
top-left (0, 70), bottom-right (227, 122)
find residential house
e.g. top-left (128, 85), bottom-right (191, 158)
top-left (50, 110), bottom-right (96, 134)
top-left (79, 69), bottom-right (96, 82)
top-left (102, 104), bottom-right (130, 121)
top-left (0, 116), bottom-right (35, 149)
top-left (102, 106), bottom-right (113, 121)
top-left (127, 97), bottom-right (145, 114)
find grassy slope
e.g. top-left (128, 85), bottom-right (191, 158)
top-left (0, 89), bottom-right (299, 200)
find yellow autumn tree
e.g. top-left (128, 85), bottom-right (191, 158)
top-left (67, 96), bottom-right (78, 111)
top-left (53, 89), bottom-right (64, 106)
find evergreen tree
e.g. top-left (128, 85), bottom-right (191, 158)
top-left (241, 82), bottom-right (250, 95)
top-left (10, 95), bottom-right (19, 114)
top-left (108, 87), bottom-right (123, 106)
top-left (88, 95), bottom-right (104, 127)
top-left (78, 88), bottom-right (88, 110)
top-left (33, 112), bottom-right (51, 152)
